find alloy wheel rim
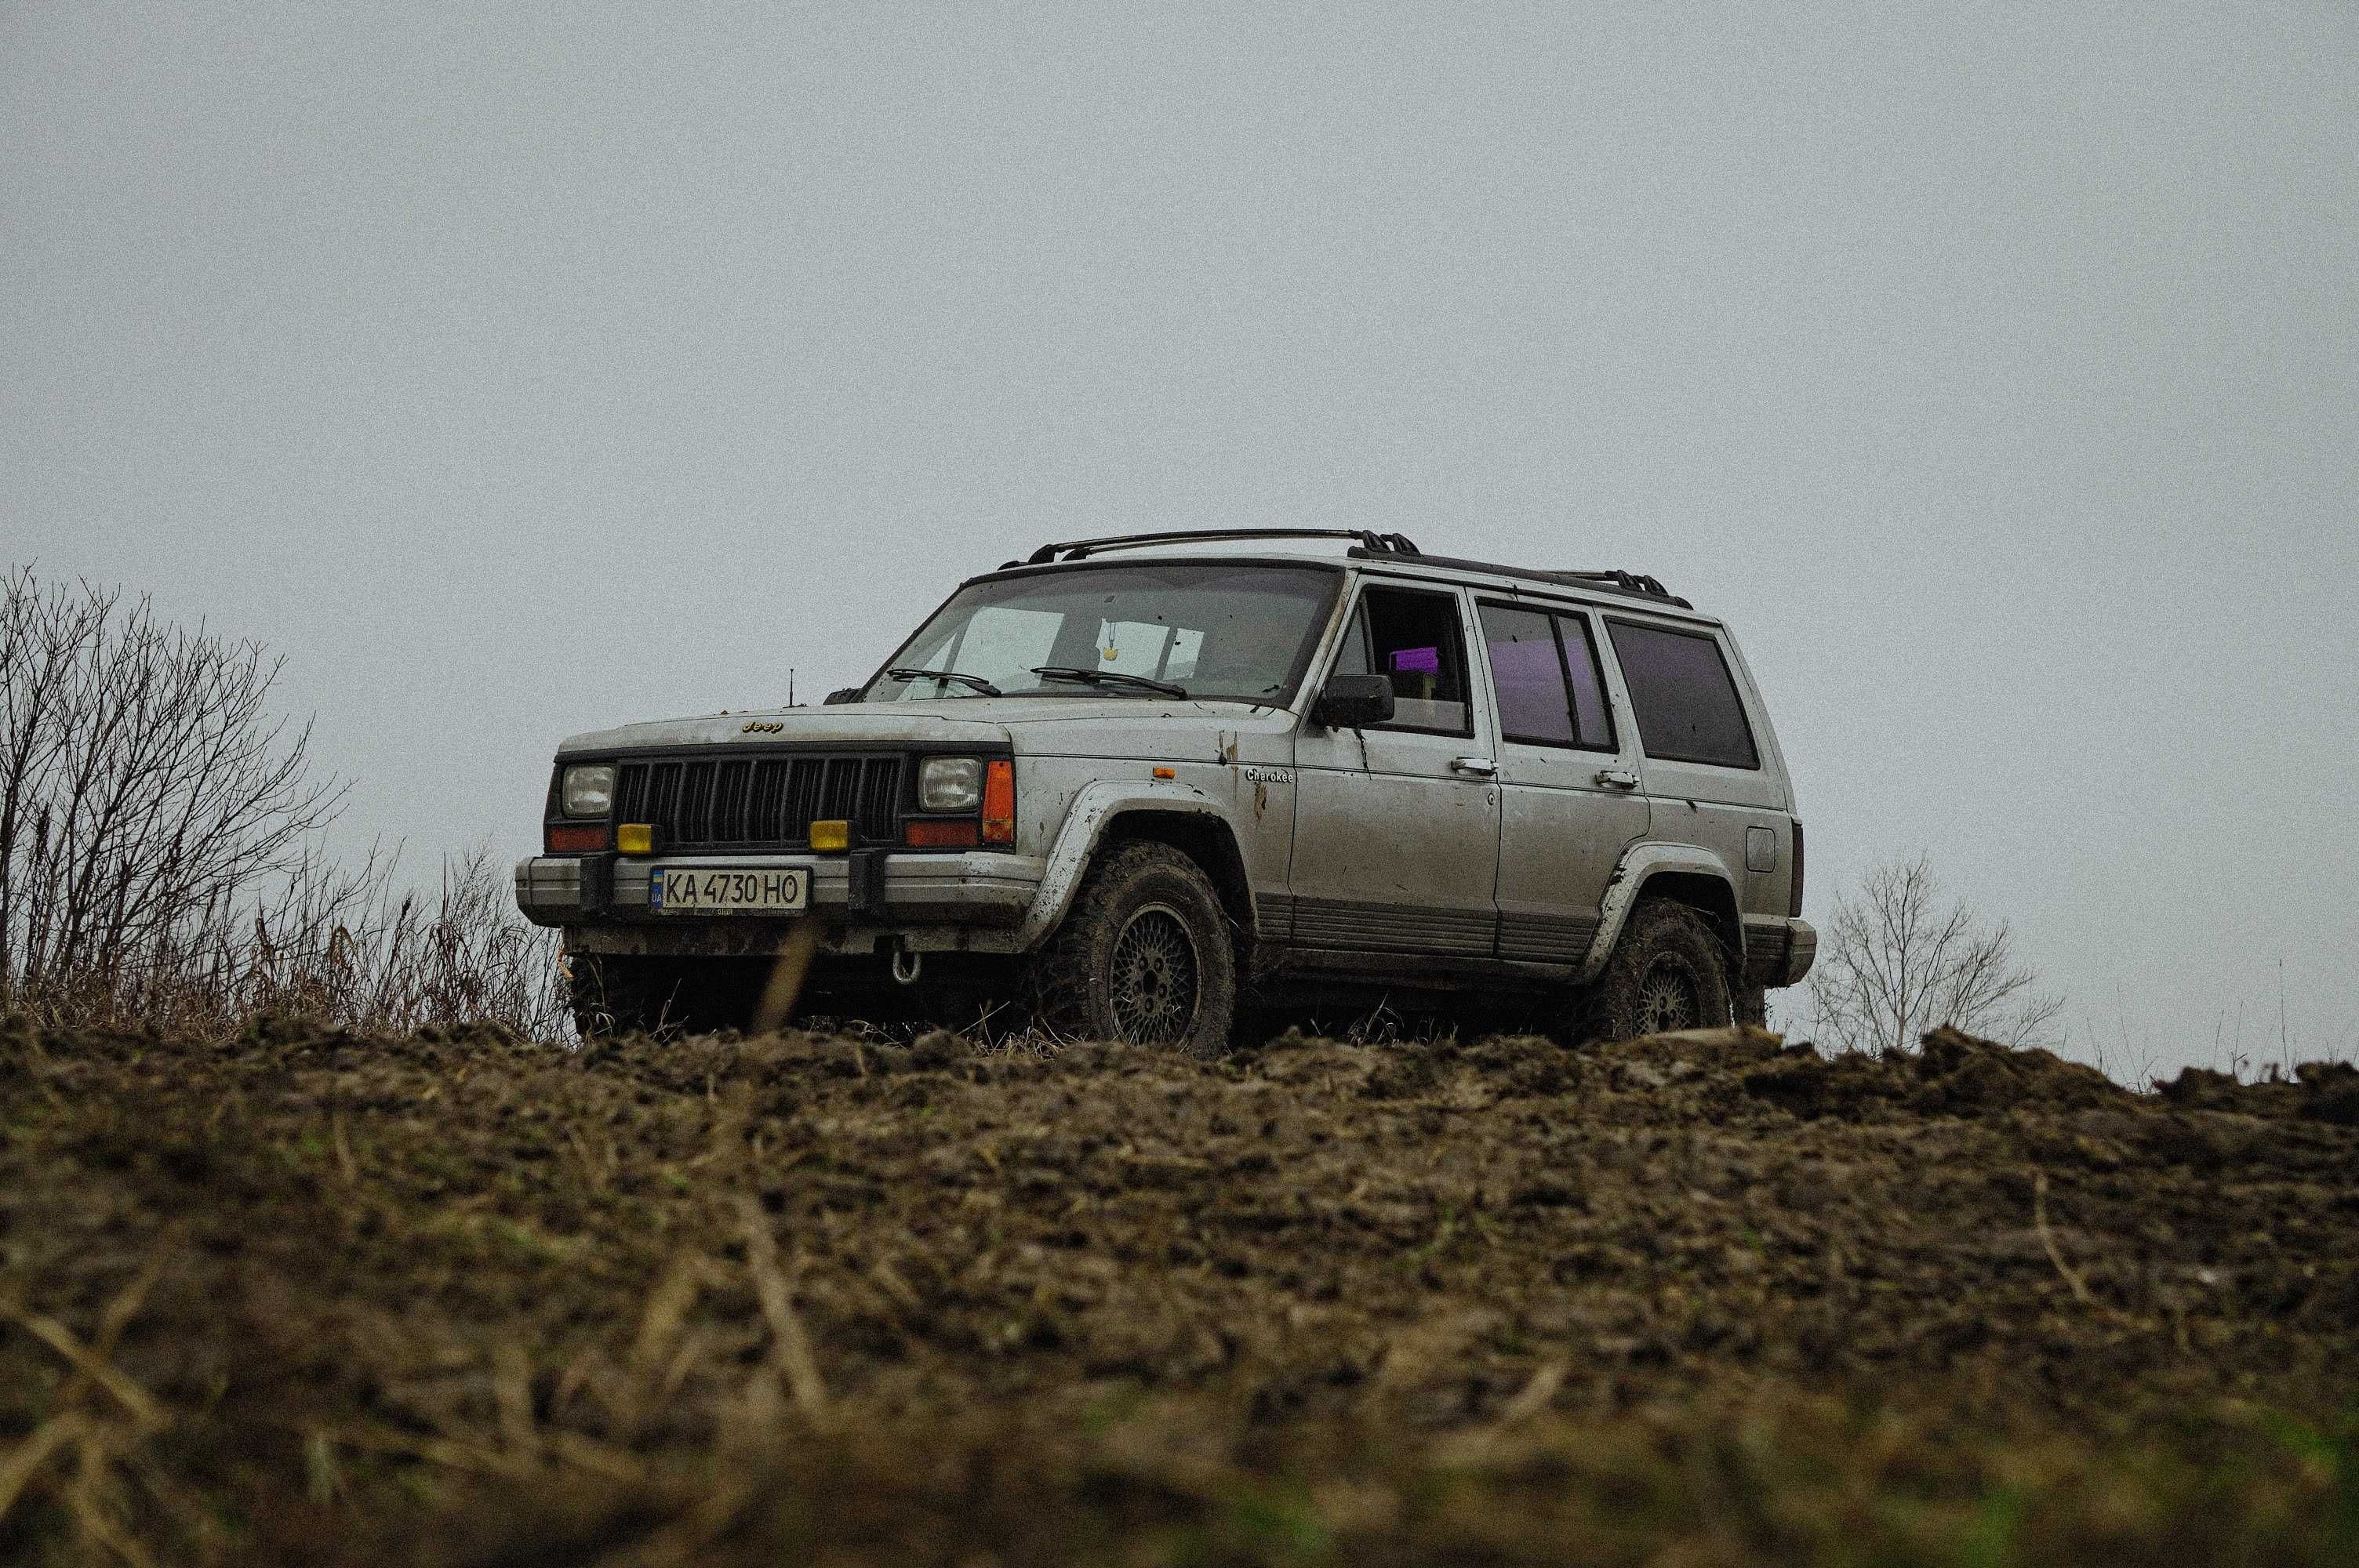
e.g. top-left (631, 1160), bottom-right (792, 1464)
top-left (1107, 903), bottom-right (1200, 1044)
top-left (1635, 960), bottom-right (1700, 1034)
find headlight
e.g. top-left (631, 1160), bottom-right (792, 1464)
top-left (561, 763), bottom-right (616, 818)
top-left (918, 756), bottom-right (982, 811)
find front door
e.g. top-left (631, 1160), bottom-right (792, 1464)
top-left (1288, 583), bottom-right (1501, 961)
top-left (1475, 599), bottom-right (1650, 964)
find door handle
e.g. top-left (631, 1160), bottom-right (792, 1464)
top-left (1450, 756), bottom-right (1498, 777)
top-left (1594, 767), bottom-right (1640, 789)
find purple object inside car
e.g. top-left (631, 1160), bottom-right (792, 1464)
top-left (1388, 646), bottom-right (1440, 677)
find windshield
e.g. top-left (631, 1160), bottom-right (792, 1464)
top-left (865, 561), bottom-right (1342, 706)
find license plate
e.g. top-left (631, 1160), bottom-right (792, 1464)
top-left (649, 866), bottom-right (809, 914)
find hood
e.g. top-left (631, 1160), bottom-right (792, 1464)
top-left (555, 696), bottom-right (1296, 757)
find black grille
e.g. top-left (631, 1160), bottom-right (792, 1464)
top-left (612, 753), bottom-right (905, 850)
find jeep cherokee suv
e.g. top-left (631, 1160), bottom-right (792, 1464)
top-left (516, 529), bottom-right (1815, 1051)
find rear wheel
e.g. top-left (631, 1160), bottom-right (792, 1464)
top-left (1576, 898), bottom-right (1734, 1043)
top-left (1030, 842), bottom-right (1238, 1056)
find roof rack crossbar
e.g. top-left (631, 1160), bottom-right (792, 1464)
top-left (1019, 528), bottom-right (1422, 566)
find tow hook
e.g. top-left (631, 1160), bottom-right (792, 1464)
top-left (890, 945), bottom-right (924, 985)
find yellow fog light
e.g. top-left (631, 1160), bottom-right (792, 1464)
top-left (809, 819), bottom-right (850, 851)
top-left (616, 823), bottom-right (655, 855)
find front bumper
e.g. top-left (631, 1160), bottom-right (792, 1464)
top-left (515, 851), bottom-right (1045, 954)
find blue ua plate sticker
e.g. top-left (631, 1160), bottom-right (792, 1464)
top-left (648, 869), bottom-right (664, 911)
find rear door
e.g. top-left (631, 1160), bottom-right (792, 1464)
top-left (1288, 581), bottom-right (1502, 961)
top-left (1599, 615), bottom-right (1791, 913)
top-left (1476, 599), bottom-right (1650, 964)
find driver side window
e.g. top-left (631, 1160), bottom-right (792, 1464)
top-left (1335, 586), bottom-right (1473, 736)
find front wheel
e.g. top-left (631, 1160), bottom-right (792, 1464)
top-left (1029, 843), bottom-right (1238, 1056)
top-left (1575, 898), bottom-right (1735, 1043)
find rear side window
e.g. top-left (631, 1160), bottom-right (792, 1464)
top-left (1605, 620), bottom-right (1760, 769)
top-left (1478, 602), bottom-right (1616, 751)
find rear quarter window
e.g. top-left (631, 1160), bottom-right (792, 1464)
top-left (1605, 620), bottom-right (1760, 770)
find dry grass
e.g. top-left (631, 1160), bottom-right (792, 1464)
top-left (4, 841), bottom-right (565, 1043)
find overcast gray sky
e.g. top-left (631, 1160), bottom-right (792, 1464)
top-left (5, 2), bottom-right (2354, 1073)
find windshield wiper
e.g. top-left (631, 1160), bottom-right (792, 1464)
top-left (888, 667), bottom-right (1003, 697)
top-left (1029, 666), bottom-right (1188, 699)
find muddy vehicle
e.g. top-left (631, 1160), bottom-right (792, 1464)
top-left (515, 529), bottom-right (1814, 1048)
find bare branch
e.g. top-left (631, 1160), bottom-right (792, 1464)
top-left (1804, 851), bottom-right (2063, 1057)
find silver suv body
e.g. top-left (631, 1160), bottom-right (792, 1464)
top-left (516, 530), bottom-right (1815, 1047)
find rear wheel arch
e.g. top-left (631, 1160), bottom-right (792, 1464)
top-left (1629, 869), bottom-right (1743, 964)
top-left (1574, 847), bottom-right (1747, 988)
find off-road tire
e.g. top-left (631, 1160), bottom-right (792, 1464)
top-left (1576, 898), bottom-right (1735, 1043)
top-left (1029, 842), bottom-right (1238, 1057)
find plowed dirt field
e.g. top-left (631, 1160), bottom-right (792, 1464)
top-left (3, 1015), bottom-right (2356, 1565)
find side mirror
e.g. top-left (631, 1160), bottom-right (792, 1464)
top-left (823, 687), bottom-right (863, 706)
top-left (1310, 673), bottom-right (1394, 730)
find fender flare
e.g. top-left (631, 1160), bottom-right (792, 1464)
top-left (1012, 780), bottom-right (1242, 950)
top-left (1573, 843), bottom-right (1745, 985)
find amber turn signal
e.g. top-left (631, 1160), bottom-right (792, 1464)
top-left (904, 818), bottom-right (980, 848)
top-left (546, 823), bottom-right (610, 853)
top-left (982, 759), bottom-right (1016, 844)
top-left (809, 819), bottom-right (851, 851)
top-left (616, 823), bottom-right (656, 855)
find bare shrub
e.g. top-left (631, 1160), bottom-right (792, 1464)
top-left (1, 566), bottom-right (343, 1013)
top-left (1805, 851), bottom-right (2063, 1057)
top-left (1, 565), bottom-right (563, 1039)
top-left (230, 843), bottom-right (567, 1040)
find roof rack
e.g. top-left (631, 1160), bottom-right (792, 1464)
top-left (998, 529), bottom-right (1692, 610)
top-left (1015, 528), bottom-right (1423, 567)
top-left (1347, 549), bottom-right (1692, 609)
